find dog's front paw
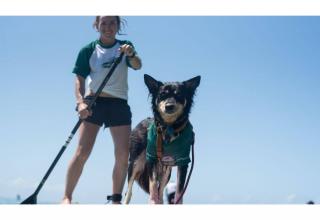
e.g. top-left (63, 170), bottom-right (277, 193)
top-left (149, 199), bottom-right (157, 204)
top-left (149, 196), bottom-right (161, 204)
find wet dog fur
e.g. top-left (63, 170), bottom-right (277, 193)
top-left (124, 74), bottom-right (200, 204)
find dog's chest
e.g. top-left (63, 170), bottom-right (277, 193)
top-left (146, 122), bottom-right (193, 166)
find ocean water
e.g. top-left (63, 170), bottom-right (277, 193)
top-left (0, 197), bottom-right (19, 204)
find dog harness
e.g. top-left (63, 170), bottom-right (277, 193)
top-left (146, 121), bottom-right (194, 166)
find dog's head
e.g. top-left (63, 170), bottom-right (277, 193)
top-left (144, 74), bottom-right (201, 125)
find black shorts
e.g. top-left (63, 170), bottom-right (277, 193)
top-left (82, 96), bottom-right (132, 128)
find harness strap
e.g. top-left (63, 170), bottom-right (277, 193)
top-left (156, 126), bottom-right (163, 160)
top-left (106, 194), bottom-right (122, 203)
top-left (155, 120), bottom-right (189, 162)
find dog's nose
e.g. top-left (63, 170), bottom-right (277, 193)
top-left (165, 104), bottom-right (175, 112)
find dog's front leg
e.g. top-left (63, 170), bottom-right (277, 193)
top-left (158, 165), bottom-right (172, 204)
top-left (175, 165), bottom-right (188, 204)
top-left (124, 163), bottom-right (138, 204)
top-left (148, 162), bottom-right (160, 204)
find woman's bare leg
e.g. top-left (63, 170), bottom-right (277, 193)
top-left (61, 121), bottom-right (100, 204)
top-left (109, 125), bottom-right (131, 204)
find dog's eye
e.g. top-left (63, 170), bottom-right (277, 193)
top-left (159, 90), bottom-right (169, 98)
top-left (174, 90), bottom-right (182, 97)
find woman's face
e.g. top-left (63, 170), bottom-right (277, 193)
top-left (97, 16), bottom-right (119, 43)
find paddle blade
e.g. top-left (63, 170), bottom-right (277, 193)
top-left (20, 194), bottom-right (37, 204)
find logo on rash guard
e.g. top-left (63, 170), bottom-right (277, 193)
top-left (102, 57), bottom-right (116, 68)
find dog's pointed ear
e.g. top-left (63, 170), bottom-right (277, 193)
top-left (183, 75), bottom-right (201, 91)
top-left (144, 74), bottom-right (163, 94)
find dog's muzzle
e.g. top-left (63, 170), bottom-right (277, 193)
top-left (164, 98), bottom-right (177, 114)
top-left (165, 103), bottom-right (175, 113)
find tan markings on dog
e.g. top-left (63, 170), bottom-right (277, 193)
top-left (124, 150), bottom-right (146, 204)
top-left (158, 101), bottom-right (184, 124)
top-left (149, 169), bottom-right (160, 204)
top-left (123, 176), bottom-right (134, 204)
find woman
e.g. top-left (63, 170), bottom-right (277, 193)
top-left (61, 16), bottom-right (142, 204)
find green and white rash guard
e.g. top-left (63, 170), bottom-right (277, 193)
top-left (72, 39), bottom-right (136, 100)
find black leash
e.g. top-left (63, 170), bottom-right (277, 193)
top-left (174, 132), bottom-right (195, 204)
top-left (21, 52), bottom-right (124, 204)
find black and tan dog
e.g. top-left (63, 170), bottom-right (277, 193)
top-left (124, 74), bottom-right (200, 204)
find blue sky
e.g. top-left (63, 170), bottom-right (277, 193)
top-left (0, 16), bottom-right (319, 204)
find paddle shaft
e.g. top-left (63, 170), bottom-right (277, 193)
top-left (33, 119), bottom-right (81, 196)
top-left (21, 52), bottom-right (124, 203)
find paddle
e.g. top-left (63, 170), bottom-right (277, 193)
top-left (21, 52), bottom-right (124, 204)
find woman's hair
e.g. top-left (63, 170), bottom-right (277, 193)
top-left (93, 16), bottom-right (126, 35)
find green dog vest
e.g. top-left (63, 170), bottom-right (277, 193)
top-left (146, 121), bottom-right (194, 166)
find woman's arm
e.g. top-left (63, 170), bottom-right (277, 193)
top-left (128, 55), bottom-right (142, 70)
top-left (75, 75), bottom-right (91, 119)
top-left (75, 75), bottom-right (86, 105)
top-left (120, 44), bottom-right (142, 70)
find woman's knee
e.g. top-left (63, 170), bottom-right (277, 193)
top-left (115, 154), bottom-right (129, 167)
top-left (74, 146), bottom-right (92, 163)
top-left (114, 143), bottom-right (129, 165)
